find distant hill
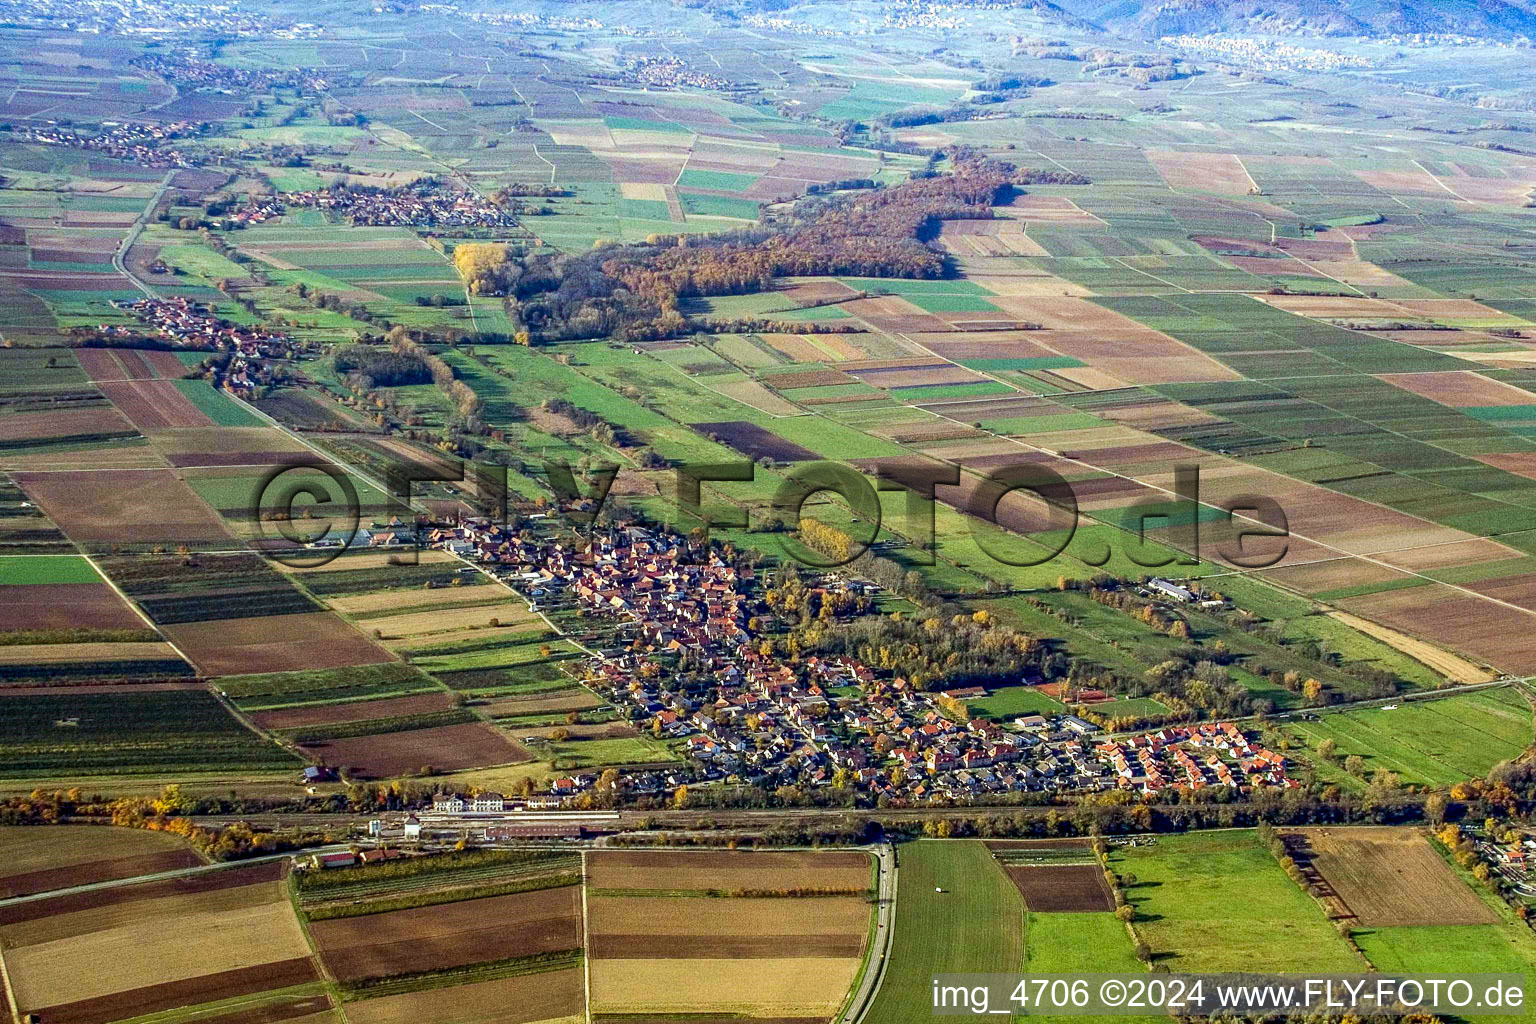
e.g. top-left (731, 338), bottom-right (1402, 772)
top-left (1050, 0), bottom-right (1536, 40)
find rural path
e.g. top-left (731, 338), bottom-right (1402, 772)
top-left (0, 845), bottom-right (350, 911)
top-left (840, 841), bottom-right (896, 1024)
top-left (114, 169), bottom-right (176, 298)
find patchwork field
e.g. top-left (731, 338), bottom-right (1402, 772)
top-left (587, 849), bottom-right (871, 1020)
top-left (0, 825), bottom-right (203, 899)
top-left (987, 841), bottom-right (1114, 912)
top-left (0, 861), bottom-right (319, 1024)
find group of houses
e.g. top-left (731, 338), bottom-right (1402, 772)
top-left (409, 516), bottom-right (1284, 805)
top-left (103, 296), bottom-right (307, 396)
top-left (279, 180), bottom-right (518, 229)
top-left (1094, 721), bottom-right (1294, 794)
top-left (1, 0), bottom-right (322, 36)
top-left (10, 119), bottom-right (206, 168)
top-left (622, 56), bottom-right (732, 91)
top-left (131, 52), bottom-right (329, 92)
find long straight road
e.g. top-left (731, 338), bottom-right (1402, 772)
top-left (114, 169), bottom-right (175, 298)
top-left (841, 841), bottom-right (897, 1024)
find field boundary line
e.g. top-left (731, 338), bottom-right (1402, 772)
top-left (581, 849), bottom-right (592, 1024)
top-left (0, 935), bottom-right (20, 1024)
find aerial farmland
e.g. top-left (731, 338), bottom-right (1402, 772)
top-left (4, 0), bottom-right (1536, 1020)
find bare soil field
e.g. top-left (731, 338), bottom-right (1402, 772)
top-left (329, 586), bottom-right (512, 616)
top-left (1431, 171), bottom-right (1536, 206)
top-left (996, 193), bottom-right (1105, 226)
top-left (1138, 460), bottom-right (1472, 558)
top-left (14, 469), bottom-right (231, 546)
top-left (592, 933), bottom-right (862, 957)
top-left (1352, 169), bottom-right (1447, 198)
top-left (754, 332), bottom-right (837, 362)
top-left (298, 721), bottom-right (531, 779)
top-left (146, 427), bottom-right (311, 458)
top-left (0, 826), bottom-right (202, 898)
top-left (1257, 557), bottom-right (1417, 596)
top-left (1340, 585), bottom-right (1536, 674)
top-left (1392, 299), bottom-right (1517, 320)
top-left (856, 365), bottom-right (987, 388)
top-left (763, 369), bottom-right (855, 389)
top-left (99, 379), bottom-right (212, 429)
top-left (5, 887), bottom-right (310, 1017)
top-left (75, 348), bottom-right (188, 382)
top-left (26, 960), bottom-right (319, 1024)
top-left (692, 420), bottom-right (816, 462)
top-left (311, 886), bottom-right (579, 982)
top-left (1002, 864), bottom-right (1114, 912)
top-left (1377, 371), bottom-right (1536, 407)
top-left (590, 958), bottom-right (857, 1017)
top-left (361, 602), bottom-right (538, 641)
top-left (1147, 150), bottom-right (1257, 194)
top-left (0, 640), bottom-right (177, 664)
top-left (1290, 827), bottom-right (1498, 926)
top-left (878, 422), bottom-right (982, 444)
top-left (838, 296), bottom-right (950, 334)
top-left (589, 894), bottom-right (870, 937)
top-left (162, 611), bottom-right (392, 677)
top-left (711, 377), bottom-right (804, 416)
top-left (917, 334), bottom-right (1059, 361)
top-left (1254, 294), bottom-right (1401, 319)
top-left (1376, 537), bottom-right (1523, 572)
top-left (1464, 571), bottom-right (1536, 612)
top-left (0, 861), bottom-right (285, 929)
top-left (345, 968), bottom-right (583, 1024)
top-left (249, 691), bottom-right (458, 731)
top-left (0, 583), bottom-right (143, 632)
top-left (587, 850), bottom-right (870, 891)
top-left (1027, 328), bottom-right (1241, 384)
top-left (776, 280), bottom-right (858, 306)
top-left (0, 405), bottom-right (137, 444)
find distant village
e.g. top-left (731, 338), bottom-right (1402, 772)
top-left (351, 517), bottom-right (1293, 815)
top-left (280, 180), bottom-right (518, 229)
top-left (100, 296), bottom-right (305, 395)
top-left (622, 56), bottom-right (731, 92)
top-left (9, 120), bottom-right (206, 169)
top-left (131, 52), bottom-right (330, 93)
top-left (0, 0), bottom-right (323, 37)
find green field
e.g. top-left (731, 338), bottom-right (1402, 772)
top-left (1282, 688), bottom-right (1533, 789)
top-left (1110, 830), bottom-right (1360, 973)
top-left (0, 689), bottom-right (297, 777)
top-left (968, 684), bottom-right (1066, 720)
top-left (171, 380), bottom-right (265, 427)
top-left (0, 555), bottom-right (99, 584)
top-left (677, 168), bottom-right (759, 191)
top-left (866, 840), bottom-right (1025, 1023)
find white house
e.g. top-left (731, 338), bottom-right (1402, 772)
top-left (432, 793), bottom-right (465, 813)
top-left (403, 815), bottom-right (421, 839)
top-left (469, 792), bottom-right (505, 812)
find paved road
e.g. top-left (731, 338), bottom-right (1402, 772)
top-left (841, 841), bottom-right (897, 1024)
top-left (113, 169), bottom-right (175, 298)
top-left (0, 845), bottom-right (349, 910)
